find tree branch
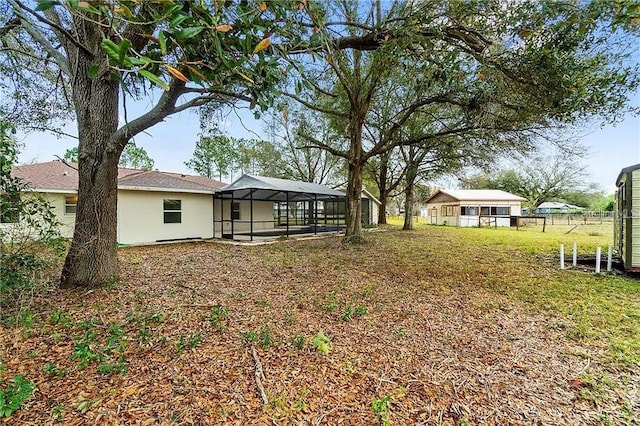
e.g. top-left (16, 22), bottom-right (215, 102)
top-left (112, 78), bottom-right (187, 146)
top-left (0, 16), bottom-right (20, 38)
top-left (9, 4), bottom-right (70, 76)
top-left (10, 0), bottom-right (93, 57)
top-left (282, 92), bottom-right (350, 118)
top-left (298, 132), bottom-right (348, 159)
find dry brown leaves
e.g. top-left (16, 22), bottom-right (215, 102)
top-left (1, 230), bottom-right (636, 425)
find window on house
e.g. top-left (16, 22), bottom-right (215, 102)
top-left (65, 195), bottom-right (78, 214)
top-left (0, 194), bottom-right (20, 223)
top-left (441, 205), bottom-right (456, 216)
top-left (492, 206), bottom-right (510, 216)
top-left (480, 206), bottom-right (490, 215)
top-left (461, 206), bottom-right (478, 216)
top-left (232, 202), bottom-right (240, 220)
top-left (163, 199), bottom-right (181, 223)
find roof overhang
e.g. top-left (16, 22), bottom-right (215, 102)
top-left (616, 163), bottom-right (640, 186)
top-left (118, 185), bottom-right (215, 195)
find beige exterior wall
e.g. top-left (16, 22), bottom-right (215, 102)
top-left (424, 202), bottom-right (460, 226)
top-left (45, 192), bottom-right (77, 238)
top-left (370, 201), bottom-right (379, 226)
top-left (214, 199), bottom-right (275, 236)
top-left (117, 190), bottom-right (213, 244)
top-left (0, 191), bottom-right (76, 239)
top-left (631, 169), bottom-right (640, 267)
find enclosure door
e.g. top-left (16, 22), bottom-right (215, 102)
top-left (429, 208), bottom-right (437, 224)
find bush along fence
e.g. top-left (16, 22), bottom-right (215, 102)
top-left (559, 243), bottom-right (616, 273)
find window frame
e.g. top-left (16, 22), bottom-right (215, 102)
top-left (64, 195), bottom-right (78, 215)
top-left (0, 194), bottom-right (20, 223)
top-left (231, 201), bottom-right (241, 220)
top-left (163, 199), bottom-right (182, 224)
top-left (493, 206), bottom-right (510, 216)
top-left (461, 206), bottom-right (479, 216)
top-left (441, 205), bottom-right (456, 217)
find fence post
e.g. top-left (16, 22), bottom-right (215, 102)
top-left (607, 245), bottom-right (613, 272)
top-left (595, 247), bottom-right (601, 274)
top-left (559, 244), bottom-right (565, 269)
top-left (572, 242), bottom-right (577, 268)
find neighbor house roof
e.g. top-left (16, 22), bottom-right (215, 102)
top-left (11, 161), bottom-right (225, 194)
top-left (537, 202), bottom-right (585, 210)
top-left (218, 174), bottom-right (346, 201)
top-left (424, 189), bottom-right (526, 204)
top-left (361, 188), bottom-right (382, 205)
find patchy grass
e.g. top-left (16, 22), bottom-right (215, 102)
top-left (389, 216), bottom-right (613, 254)
top-left (1, 225), bottom-right (638, 424)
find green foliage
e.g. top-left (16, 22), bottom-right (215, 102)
top-left (70, 322), bottom-right (128, 373)
top-left (174, 332), bottom-right (203, 353)
top-left (241, 326), bottom-right (273, 347)
top-left (43, 362), bottom-right (66, 378)
top-left (371, 395), bottom-right (392, 426)
top-left (312, 331), bottom-right (330, 355)
top-left (241, 330), bottom-right (259, 344)
top-left (342, 304), bottom-right (367, 321)
top-left (461, 153), bottom-right (587, 208)
top-left (0, 118), bottom-right (64, 316)
top-left (209, 305), bottom-right (229, 332)
top-left (259, 326), bottom-right (273, 348)
top-left (291, 335), bottom-right (305, 350)
top-left (96, 358), bottom-right (127, 375)
top-left (236, 138), bottom-right (284, 178)
top-left (0, 375), bottom-right (35, 418)
top-left (119, 143), bottom-right (155, 170)
top-left (185, 131), bottom-right (239, 180)
top-left (63, 143), bottom-right (154, 170)
top-left (49, 309), bottom-right (72, 329)
top-left (52, 404), bottom-right (64, 422)
top-left (323, 291), bottom-right (337, 313)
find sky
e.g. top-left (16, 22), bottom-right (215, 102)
top-left (16, 89), bottom-right (640, 195)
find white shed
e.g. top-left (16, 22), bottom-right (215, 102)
top-left (423, 189), bottom-right (525, 227)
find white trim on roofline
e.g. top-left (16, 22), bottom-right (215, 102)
top-left (24, 188), bottom-right (77, 194)
top-left (117, 185), bottom-right (216, 194)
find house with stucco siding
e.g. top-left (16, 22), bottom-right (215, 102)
top-left (5, 161), bottom-right (378, 244)
top-left (6, 161), bottom-right (224, 244)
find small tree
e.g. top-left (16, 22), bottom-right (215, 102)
top-left (64, 143), bottom-right (154, 170)
top-left (461, 153), bottom-right (587, 208)
top-left (185, 132), bottom-right (238, 181)
top-left (236, 139), bottom-right (283, 177)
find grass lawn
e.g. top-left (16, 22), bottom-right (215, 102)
top-left (1, 223), bottom-right (638, 424)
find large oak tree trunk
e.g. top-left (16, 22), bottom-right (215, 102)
top-left (60, 38), bottom-right (123, 288)
top-left (402, 184), bottom-right (414, 230)
top-left (402, 163), bottom-right (418, 231)
top-left (377, 153), bottom-right (389, 225)
top-left (345, 159), bottom-right (364, 243)
top-left (344, 114), bottom-right (365, 244)
top-left (378, 194), bottom-right (388, 225)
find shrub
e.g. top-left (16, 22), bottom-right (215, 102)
top-left (0, 118), bottom-right (64, 318)
top-left (0, 375), bottom-right (35, 418)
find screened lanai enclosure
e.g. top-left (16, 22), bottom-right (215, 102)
top-left (213, 175), bottom-right (348, 241)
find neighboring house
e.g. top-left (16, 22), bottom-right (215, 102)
top-left (614, 163), bottom-right (640, 271)
top-left (5, 162), bottom-right (378, 244)
top-left (423, 189), bottom-right (525, 227)
top-left (7, 161), bottom-right (224, 244)
top-left (534, 202), bottom-right (586, 214)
